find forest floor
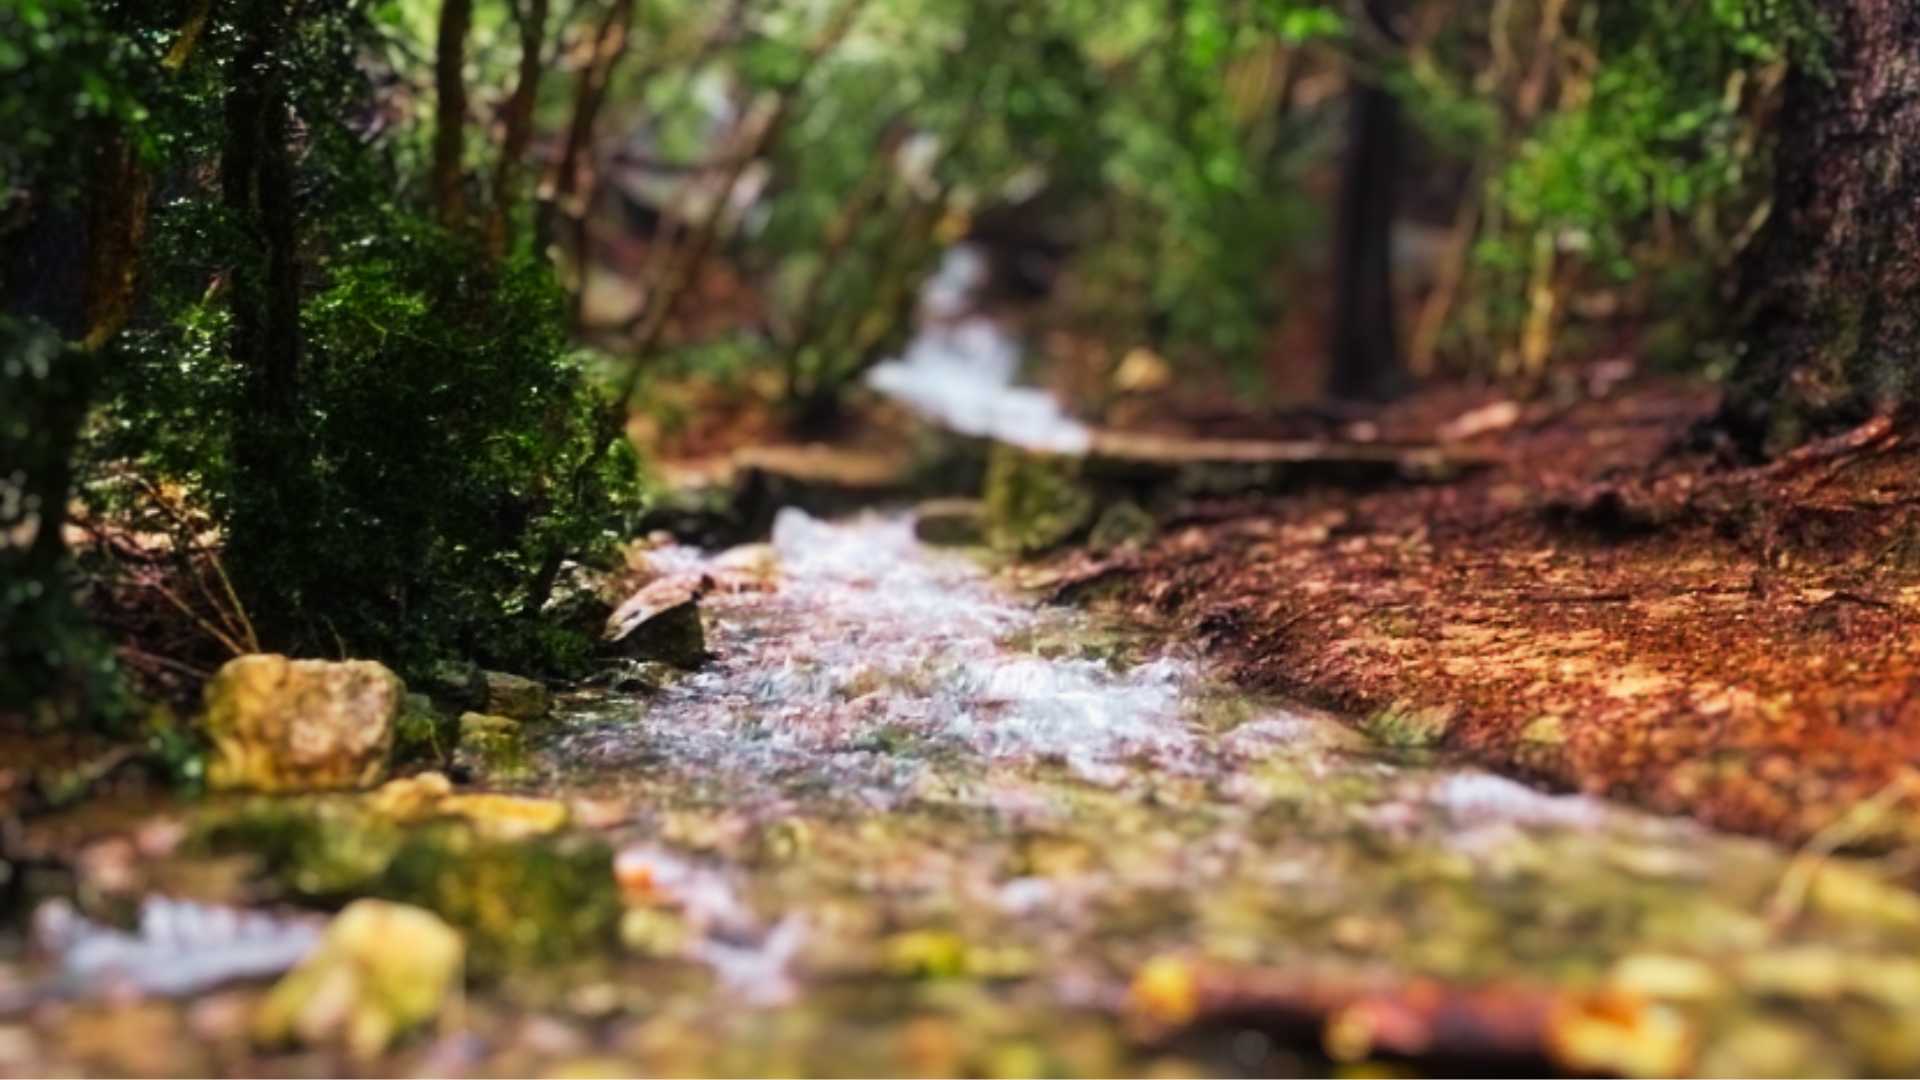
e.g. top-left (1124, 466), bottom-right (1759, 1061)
top-left (1073, 377), bottom-right (1920, 851)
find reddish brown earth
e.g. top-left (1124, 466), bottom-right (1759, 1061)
top-left (1096, 379), bottom-right (1920, 849)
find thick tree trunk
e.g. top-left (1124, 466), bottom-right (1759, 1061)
top-left (1723, 1), bottom-right (1920, 454)
top-left (1327, 7), bottom-right (1405, 402)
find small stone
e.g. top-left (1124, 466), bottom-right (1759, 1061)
top-left (913, 498), bottom-right (986, 547)
top-left (200, 654), bottom-right (402, 792)
top-left (603, 576), bottom-right (708, 669)
top-left (482, 671), bottom-right (549, 721)
top-left (253, 899), bottom-right (464, 1061)
top-left (367, 771), bottom-right (455, 822)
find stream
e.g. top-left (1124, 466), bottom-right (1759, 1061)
top-left (443, 512), bottom-right (1920, 1073)
top-left (10, 508), bottom-right (1920, 1075)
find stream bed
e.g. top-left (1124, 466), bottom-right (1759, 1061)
top-left (9, 510), bottom-right (1920, 1076)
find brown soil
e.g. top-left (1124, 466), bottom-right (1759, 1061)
top-left (1097, 377), bottom-right (1920, 849)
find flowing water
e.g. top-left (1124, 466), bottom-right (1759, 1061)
top-left (528, 510), bottom-right (1920, 1076)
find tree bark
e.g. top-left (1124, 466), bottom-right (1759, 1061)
top-left (1723, 0), bottom-right (1920, 454)
top-left (221, 0), bottom-right (306, 645)
top-left (433, 0), bottom-right (474, 230)
top-left (486, 0), bottom-right (549, 258)
top-left (1327, 2), bottom-right (1405, 403)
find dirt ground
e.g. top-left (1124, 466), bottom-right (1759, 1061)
top-left (1090, 377), bottom-right (1920, 851)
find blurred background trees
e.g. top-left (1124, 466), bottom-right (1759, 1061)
top-left (0, 0), bottom-right (1849, 722)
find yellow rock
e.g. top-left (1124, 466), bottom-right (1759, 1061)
top-left (366, 771), bottom-right (454, 822)
top-left (437, 793), bottom-right (570, 839)
top-left (201, 655), bottom-right (401, 792)
top-left (253, 899), bottom-right (463, 1060)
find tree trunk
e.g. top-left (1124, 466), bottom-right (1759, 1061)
top-left (486, 0), bottom-right (549, 258)
top-left (221, 0), bottom-right (306, 645)
top-left (1327, 4), bottom-right (1405, 403)
top-left (433, 0), bottom-right (473, 230)
top-left (1723, 0), bottom-right (1920, 455)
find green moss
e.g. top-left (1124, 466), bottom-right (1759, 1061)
top-left (982, 446), bottom-right (1096, 556)
top-left (1361, 704), bottom-right (1455, 749)
top-left (455, 712), bottom-right (533, 783)
top-left (196, 799), bottom-right (619, 976)
top-left (1087, 500), bottom-right (1156, 555)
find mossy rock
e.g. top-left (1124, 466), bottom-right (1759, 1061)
top-left (482, 671), bottom-right (549, 721)
top-left (454, 712), bottom-right (532, 784)
top-left (197, 800), bottom-right (619, 976)
top-left (982, 445), bottom-right (1096, 556)
top-left (200, 655), bottom-right (401, 792)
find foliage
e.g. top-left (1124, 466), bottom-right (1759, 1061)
top-left (105, 213), bottom-right (645, 676)
top-left (1414, 0), bottom-right (1823, 374)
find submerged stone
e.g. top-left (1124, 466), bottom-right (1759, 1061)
top-left (482, 671), bottom-right (549, 722)
top-left (252, 899), bottom-right (463, 1060)
top-left (200, 655), bottom-right (401, 792)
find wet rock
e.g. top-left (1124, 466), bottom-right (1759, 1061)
top-left (482, 671), bottom-right (548, 721)
top-left (1087, 500), bottom-right (1156, 555)
top-left (603, 576), bottom-right (709, 669)
top-left (421, 660), bottom-right (487, 712)
top-left (252, 899), bottom-right (463, 1060)
top-left (913, 498), bottom-right (986, 547)
top-left (200, 655), bottom-right (402, 792)
top-left (543, 561), bottom-right (617, 639)
top-left (983, 445), bottom-right (1095, 555)
top-left (454, 713), bottom-right (530, 782)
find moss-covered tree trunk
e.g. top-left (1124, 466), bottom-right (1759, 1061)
top-left (1723, 1), bottom-right (1920, 454)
